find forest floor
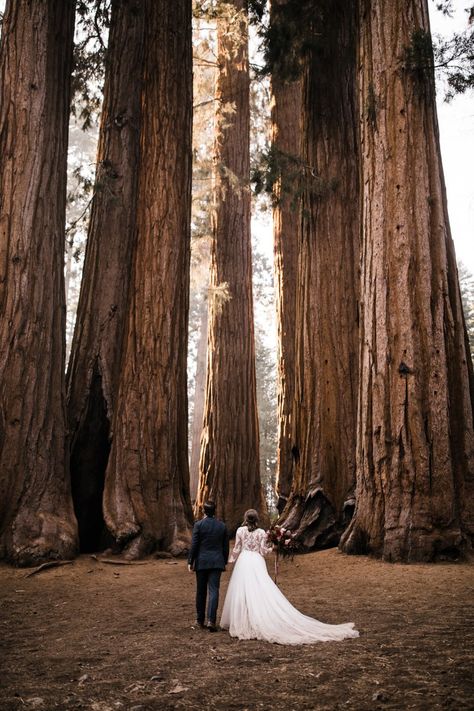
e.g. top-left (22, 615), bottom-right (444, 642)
top-left (0, 549), bottom-right (473, 711)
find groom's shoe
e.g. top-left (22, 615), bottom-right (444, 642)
top-left (193, 620), bottom-right (206, 629)
top-left (206, 622), bottom-right (218, 632)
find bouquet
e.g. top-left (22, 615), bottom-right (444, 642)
top-left (266, 525), bottom-right (300, 584)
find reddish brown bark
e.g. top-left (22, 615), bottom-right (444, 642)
top-left (196, 0), bottom-right (267, 533)
top-left (66, 0), bottom-right (145, 552)
top-left (340, 0), bottom-right (474, 561)
top-left (280, 0), bottom-right (359, 549)
top-left (271, 1), bottom-right (303, 513)
top-left (102, 0), bottom-right (194, 558)
top-left (0, 0), bottom-right (77, 564)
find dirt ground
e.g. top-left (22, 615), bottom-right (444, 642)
top-left (0, 548), bottom-right (473, 711)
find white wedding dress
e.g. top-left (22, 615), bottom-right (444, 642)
top-left (220, 526), bottom-right (359, 645)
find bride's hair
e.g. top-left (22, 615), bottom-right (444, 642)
top-left (243, 509), bottom-right (259, 532)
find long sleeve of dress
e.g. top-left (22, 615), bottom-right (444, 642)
top-left (229, 528), bottom-right (243, 563)
top-left (258, 529), bottom-right (274, 557)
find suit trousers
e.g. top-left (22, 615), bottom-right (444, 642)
top-left (195, 568), bottom-right (222, 624)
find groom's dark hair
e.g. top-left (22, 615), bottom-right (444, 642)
top-left (203, 500), bottom-right (216, 517)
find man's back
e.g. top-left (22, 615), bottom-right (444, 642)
top-left (189, 516), bottom-right (229, 571)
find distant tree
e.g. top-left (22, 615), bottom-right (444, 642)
top-left (196, 0), bottom-right (268, 533)
top-left (0, 0), bottom-right (77, 564)
top-left (255, 329), bottom-right (278, 513)
top-left (188, 12), bottom-right (216, 503)
top-left (189, 290), bottom-right (209, 503)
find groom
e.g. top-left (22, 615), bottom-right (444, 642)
top-left (188, 500), bottom-right (229, 631)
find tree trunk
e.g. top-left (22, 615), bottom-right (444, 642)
top-left (66, 0), bottom-right (145, 553)
top-left (0, 0), bottom-right (77, 565)
top-left (189, 293), bottom-right (208, 504)
top-left (102, 0), bottom-right (194, 558)
top-left (280, 0), bottom-right (360, 549)
top-left (196, 0), bottom-right (267, 533)
top-left (340, 0), bottom-right (474, 561)
top-left (270, 0), bottom-right (303, 513)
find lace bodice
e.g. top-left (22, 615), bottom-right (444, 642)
top-left (229, 527), bottom-right (273, 562)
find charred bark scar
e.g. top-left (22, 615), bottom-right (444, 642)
top-left (398, 361), bottom-right (413, 375)
top-left (113, 113), bottom-right (127, 128)
top-left (291, 445), bottom-right (300, 464)
top-left (99, 159), bottom-right (119, 180)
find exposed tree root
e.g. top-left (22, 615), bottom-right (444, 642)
top-left (25, 560), bottom-right (74, 578)
top-left (89, 555), bottom-right (150, 566)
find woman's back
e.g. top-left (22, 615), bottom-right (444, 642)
top-left (230, 526), bottom-right (271, 560)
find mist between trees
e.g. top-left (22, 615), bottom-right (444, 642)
top-left (0, 0), bottom-right (473, 565)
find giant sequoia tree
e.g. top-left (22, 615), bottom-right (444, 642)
top-left (270, 0), bottom-right (303, 513)
top-left (102, 0), bottom-right (194, 558)
top-left (67, 0), bottom-right (145, 550)
top-left (0, 0), bottom-right (77, 564)
top-left (196, 0), bottom-right (267, 532)
top-left (340, 0), bottom-right (474, 561)
top-left (278, 0), bottom-right (360, 548)
top-left (66, 0), bottom-right (145, 553)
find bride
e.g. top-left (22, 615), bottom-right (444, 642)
top-left (220, 509), bottom-right (359, 645)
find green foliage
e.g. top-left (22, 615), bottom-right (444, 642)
top-left (433, 26), bottom-right (474, 101)
top-left (250, 0), bottom-right (334, 82)
top-left (72, 0), bottom-right (110, 130)
top-left (251, 146), bottom-right (338, 206)
top-left (251, 146), bottom-right (303, 205)
top-left (402, 28), bottom-right (436, 97)
top-left (435, 1), bottom-right (455, 16)
top-left (405, 5), bottom-right (474, 102)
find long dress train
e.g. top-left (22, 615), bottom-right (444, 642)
top-left (220, 526), bottom-right (359, 645)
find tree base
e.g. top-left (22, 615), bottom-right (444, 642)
top-left (339, 518), bottom-right (472, 562)
top-left (1, 511), bottom-right (78, 567)
top-left (280, 487), bottom-right (344, 550)
top-left (120, 531), bottom-right (191, 560)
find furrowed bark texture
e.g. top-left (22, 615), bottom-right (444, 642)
top-left (66, 0), bottom-right (145, 553)
top-left (280, 0), bottom-right (359, 549)
top-left (103, 0), bottom-right (194, 558)
top-left (340, 0), bottom-right (474, 561)
top-left (271, 1), bottom-right (303, 513)
top-left (196, 0), bottom-right (267, 533)
top-left (0, 0), bottom-right (77, 564)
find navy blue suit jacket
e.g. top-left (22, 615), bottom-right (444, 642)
top-left (188, 516), bottom-right (229, 571)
